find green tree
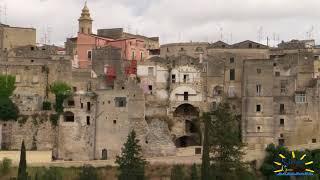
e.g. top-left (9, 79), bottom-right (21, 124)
top-left (115, 130), bottom-right (147, 180)
top-left (170, 165), bottom-right (186, 180)
top-left (201, 112), bottom-right (211, 180)
top-left (0, 75), bottom-right (18, 121)
top-left (0, 97), bottom-right (19, 121)
top-left (17, 140), bottom-right (28, 180)
top-left (50, 81), bottom-right (71, 113)
top-left (191, 163), bottom-right (199, 180)
top-left (0, 75), bottom-right (16, 98)
top-left (202, 103), bottom-right (246, 180)
top-left (79, 165), bottom-right (98, 180)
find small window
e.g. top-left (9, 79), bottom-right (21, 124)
top-left (73, 87), bottom-right (77, 92)
top-left (312, 139), bottom-right (317, 143)
top-left (172, 74), bottom-right (176, 83)
top-left (280, 119), bottom-right (284, 126)
top-left (68, 100), bottom-right (75, 107)
top-left (184, 92), bottom-right (188, 101)
top-left (113, 120), bottom-right (117, 124)
top-left (275, 72), bottom-right (280, 76)
top-left (280, 80), bottom-right (287, 93)
top-left (86, 116), bottom-right (90, 125)
top-left (81, 27), bottom-right (84, 33)
top-left (64, 111), bottom-right (75, 122)
top-left (87, 50), bottom-right (92, 60)
top-left (132, 51), bottom-right (135, 60)
top-left (295, 93), bottom-right (306, 103)
top-left (256, 104), bottom-right (261, 112)
top-left (167, 48), bottom-right (169, 52)
top-left (230, 69), bottom-right (235, 81)
top-left (87, 102), bottom-right (91, 111)
top-left (257, 126), bottom-right (261, 132)
top-left (249, 43), bottom-right (253, 48)
top-left (280, 104), bottom-right (285, 114)
top-left (31, 47), bottom-right (35, 51)
top-left (180, 47), bottom-right (184, 51)
top-left (122, 87), bottom-right (125, 90)
top-left (183, 74), bottom-right (189, 83)
top-left (230, 57), bottom-right (234, 63)
top-left (31, 60), bottom-right (34, 63)
top-left (273, 63), bottom-right (277, 67)
top-left (81, 103), bottom-right (83, 109)
top-left (115, 97), bottom-right (127, 107)
top-left (257, 69), bottom-right (261, 74)
top-left (256, 84), bottom-right (261, 96)
top-left (148, 85), bottom-right (153, 91)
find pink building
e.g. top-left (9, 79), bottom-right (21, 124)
top-left (67, 2), bottom-right (158, 69)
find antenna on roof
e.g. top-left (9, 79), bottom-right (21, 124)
top-left (257, 26), bottom-right (263, 42)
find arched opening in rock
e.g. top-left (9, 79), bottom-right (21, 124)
top-left (175, 136), bottom-right (199, 148)
top-left (63, 111), bottom-right (75, 122)
top-left (173, 103), bottom-right (199, 117)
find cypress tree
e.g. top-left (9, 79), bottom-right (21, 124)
top-left (191, 163), bottom-right (199, 180)
top-left (201, 113), bottom-right (211, 180)
top-left (17, 140), bottom-right (28, 180)
top-left (170, 165), bottom-right (185, 180)
top-left (115, 130), bottom-right (147, 180)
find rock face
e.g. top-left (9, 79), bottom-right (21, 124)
top-left (144, 119), bottom-right (176, 157)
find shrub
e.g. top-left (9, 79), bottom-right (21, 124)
top-left (42, 101), bottom-right (52, 110)
top-left (79, 165), bottom-right (98, 180)
top-left (0, 97), bottom-right (19, 121)
top-left (50, 114), bottom-right (59, 126)
top-left (0, 158), bottom-right (12, 175)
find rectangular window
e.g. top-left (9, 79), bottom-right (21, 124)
top-left (132, 51), bottom-right (135, 60)
top-left (87, 102), bottom-right (91, 111)
top-left (280, 119), bottom-right (284, 126)
top-left (86, 116), bottom-right (90, 125)
top-left (230, 57), bottom-right (234, 63)
top-left (280, 104), bottom-right (285, 114)
top-left (68, 100), bottom-right (75, 107)
top-left (275, 72), bottom-right (280, 76)
top-left (87, 50), bottom-right (92, 60)
top-left (172, 74), bottom-right (176, 83)
top-left (115, 97), bottom-right (127, 107)
top-left (81, 103), bottom-right (83, 109)
top-left (256, 105), bottom-right (261, 112)
top-left (183, 74), bottom-right (189, 83)
top-left (256, 84), bottom-right (261, 96)
top-left (312, 139), bottom-right (317, 143)
top-left (280, 80), bottom-right (287, 94)
top-left (230, 69), bottom-right (235, 81)
top-left (148, 85), bottom-right (153, 94)
top-left (140, 52), bottom-right (143, 61)
top-left (148, 67), bottom-right (154, 76)
top-left (184, 92), bottom-right (189, 101)
top-left (295, 93), bottom-right (306, 103)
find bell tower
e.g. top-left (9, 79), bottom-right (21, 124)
top-left (78, 1), bottom-right (93, 34)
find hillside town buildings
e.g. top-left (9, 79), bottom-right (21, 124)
top-left (1, 2), bottom-right (320, 166)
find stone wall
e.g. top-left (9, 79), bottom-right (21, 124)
top-left (1, 113), bottom-right (56, 151)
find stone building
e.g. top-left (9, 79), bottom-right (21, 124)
top-left (0, 24), bottom-right (36, 51)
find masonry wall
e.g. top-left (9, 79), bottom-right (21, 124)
top-left (0, 26), bottom-right (36, 50)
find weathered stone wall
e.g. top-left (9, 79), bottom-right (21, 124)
top-left (1, 113), bottom-right (56, 151)
top-left (0, 25), bottom-right (36, 51)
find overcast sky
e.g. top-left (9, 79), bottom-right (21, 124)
top-left (1, 0), bottom-right (320, 46)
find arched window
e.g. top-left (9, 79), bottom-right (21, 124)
top-left (64, 111), bottom-right (74, 122)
